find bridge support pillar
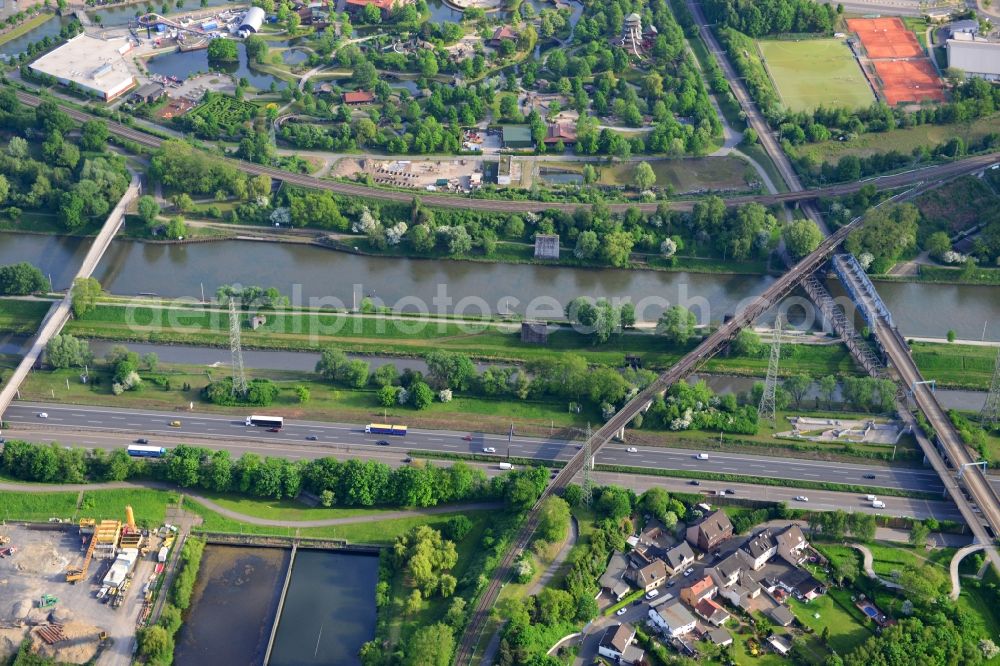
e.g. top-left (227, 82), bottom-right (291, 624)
top-left (614, 426), bottom-right (625, 442)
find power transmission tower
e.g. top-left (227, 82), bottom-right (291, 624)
top-left (758, 316), bottom-right (783, 427)
top-left (229, 299), bottom-right (248, 400)
top-left (981, 347), bottom-right (1000, 428)
top-left (581, 423), bottom-right (593, 507)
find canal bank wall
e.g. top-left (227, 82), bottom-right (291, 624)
top-left (196, 531), bottom-right (381, 553)
top-left (263, 543), bottom-right (297, 666)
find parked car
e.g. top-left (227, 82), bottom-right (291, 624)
top-left (616, 607), bottom-right (628, 616)
top-left (683, 568), bottom-right (694, 577)
top-left (666, 580), bottom-right (676, 588)
top-left (306, 435), bottom-right (318, 441)
top-left (626, 447), bottom-right (638, 453)
top-left (795, 495), bottom-right (809, 502)
top-left (483, 447), bottom-right (496, 453)
top-left (645, 589), bottom-right (659, 600)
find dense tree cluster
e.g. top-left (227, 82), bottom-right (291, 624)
top-left (149, 140), bottom-right (248, 198)
top-left (0, 262), bottom-right (49, 295)
top-left (703, 0), bottom-right (837, 36)
top-left (845, 204), bottom-right (919, 273)
top-left (645, 379), bottom-right (759, 434)
top-left (202, 377), bottom-right (279, 407)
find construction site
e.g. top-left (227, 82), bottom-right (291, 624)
top-left (0, 505), bottom-right (177, 664)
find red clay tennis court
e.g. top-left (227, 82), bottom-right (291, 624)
top-left (873, 59), bottom-right (945, 104)
top-left (847, 17), bottom-right (923, 59)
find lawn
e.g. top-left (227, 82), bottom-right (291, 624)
top-left (788, 591), bottom-right (874, 654)
top-left (758, 39), bottom-right (874, 112)
top-left (911, 341), bottom-right (997, 390)
top-left (0, 298), bottom-right (54, 335)
top-left (192, 491), bottom-right (406, 521)
top-left (0, 13), bottom-right (55, 47)
top-left (78, 488), bottom-right (179, 526)
top-left (0, 490), bottom-right (79, 521)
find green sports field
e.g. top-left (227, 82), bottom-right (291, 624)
top-left (758, 38), bottom-right (874, 112)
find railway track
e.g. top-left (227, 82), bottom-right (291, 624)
top-left (13, 90), bottom-right (1000, 214)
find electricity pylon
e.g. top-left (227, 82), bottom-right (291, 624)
top-left (758, 315), bottom-right (783, 427)
top-left (229, 299), bottom-right (248, 399)
top-left (981, 347), bottom-right (1000, 428)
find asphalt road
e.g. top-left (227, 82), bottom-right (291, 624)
top-left (4, 402), bottom-right (945, 493)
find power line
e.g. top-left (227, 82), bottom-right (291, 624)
top-left (981, 347), bottom-right (1000, 428)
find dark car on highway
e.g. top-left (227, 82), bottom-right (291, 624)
top-left (689, 480), bottom-right (701, 486)
top-left (306, 435), bottom-right (318, 441)
top-left (377, 440), bottom-right (390, 446)
top-left (135, 438), bottom-right (149, 444)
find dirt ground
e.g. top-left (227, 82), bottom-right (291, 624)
top-left (332, 157), bottom-right (488, 192)
top-left (0, 524), bottom-right (158, 665)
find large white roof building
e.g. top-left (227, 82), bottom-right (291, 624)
top-left (947, 38), bottom-right (1000, 80)
top-left (29, 34), bottom-right (136, 101)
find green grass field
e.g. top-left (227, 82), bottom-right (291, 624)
top-left (0, 491), bottom-right (79, 521)
top-left (758, 39), bottom-right (874, 112)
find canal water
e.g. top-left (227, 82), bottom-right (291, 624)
top-left (90, 0), bottom-right (239, 27)
top-left (145, 41), bottom-right (287, 90)
top-left (2, 233), bottom-right (999, 340)
top-left (0, 15), bottom-right (73, 60)
top-left (269, 550), bottom-right (379, 666)
top-left (174, 545), bottom-right (290, 666)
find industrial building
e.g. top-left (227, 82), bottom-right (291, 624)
top-left (29, 34), bottom-right (136, 101)
top-left (946, 37), bottom-right (1000, 80)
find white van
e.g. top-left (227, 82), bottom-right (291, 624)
top-left (871, 500), bottom-right (886, 509)
top-left (866, 494), bottom-right (877, 502)
top-left (696, 453), bottom-right (709, 460)
top-left (498, 462), bottom-right (513, 470)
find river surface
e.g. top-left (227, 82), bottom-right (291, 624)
top-left (3, 233), bottom-right (1000, 340)
top-left (174, 545), bottom-right (289, 666)
top-left (0, 15), bottom-right (73, 60)
top-left (269, 550), bottom-right (379, 666)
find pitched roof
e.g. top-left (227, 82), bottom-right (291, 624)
top-left (775, 525), bottom-right (807, 552)
top-left (543, 122), bottom-right (577, 143)
top-left (695, 598), bottom-right (730, 624)
top-left (346, 0), bottom-right (395, 9)
top-left (636, 558), bottom-right (667, 586)
top-left (665, 542), bottom-right (695, 569)
top-left (491, 25), bottom-right (518, 41)
top-left (742, 529), bottom-right (776, 560)
top-left (707, 628), bottom-right (733, 646)
top-left (692, 510), bottom-right (733, 542)
top-left (655, 602), bottom-right (696, 629)
top-left (768, 605), bottom-right (796, 626)
top-left (343, 90), bottom-right (375, 103)
top-left (600, 551), bottom-right (629, 589)
top-left (712, 553), bottom-right (744, 581)
top-left (600, 623), bottom-right (635, 653)
top-left (685, 576), bottom-right (716, 599)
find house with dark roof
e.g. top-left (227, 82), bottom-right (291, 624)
top-left (598, 623), bottom-right (643, 664)
top-left (777, 568), bottom-right (826, 601)
top-left (707, 627), bottom-right (733, 646)
top-left (775, 525), bottom-right (809, 566)
top-left (630, 557), bottom-right (668, 592)
top-left (741, 529), bottom-right (777, 570)
top-left (705, 552), bottom-right (743, 589)
top-left (768, 604), bottom-right (796, 627)
top-left (599, 551), bottom-right (632, 601)
top-left (694, 598), bottom-right (731, 626)
top-left (664, 541), bottom-right (695, 575)
top-left (686, 510), bottom-right (733, 551)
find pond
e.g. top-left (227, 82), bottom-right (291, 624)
top-left (174, 545), bottom-right (289, 666)
top-left (145, 41), bottom-right (287, 90)
top-left (268, 550), bottom-right (379, 666)
top-left (539, 170), bottom-right (584, 185)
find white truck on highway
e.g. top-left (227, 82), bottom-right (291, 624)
top-left (871, 500), bottom-right (886, 509)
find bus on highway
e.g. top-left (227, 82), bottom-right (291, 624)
top-left (127, 445), bottom-right (168, 458)
top-left (365, 423), bottom-right (407, 436)
top-left (246, 415), bottom-right (284, 428)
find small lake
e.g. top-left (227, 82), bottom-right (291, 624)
top-left (145, 41), bottom-right (287, 90)
top-left (269, 550), bottom-right (379, 666)
top-left (174, 545), bottom-right (289, 666)
top-left (539, 171), bottom-right (584, 185)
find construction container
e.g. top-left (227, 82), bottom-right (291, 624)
top-left (158, 546), bottom-right (169, 563)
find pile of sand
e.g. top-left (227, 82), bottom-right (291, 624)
top-left (0, 627), bottom-right (29, 663)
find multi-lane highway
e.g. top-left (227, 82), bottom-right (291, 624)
top-left (3, 402), bottom-right (945, 493)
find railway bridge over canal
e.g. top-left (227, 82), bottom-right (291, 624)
top-left (0, 175), bottom-right (141, 420)
top-left (454, 225), bottom-right (1000, 665)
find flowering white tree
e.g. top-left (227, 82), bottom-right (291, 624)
top-left (353, 208), bottom-right (380, 234)
top-left (269, 207), bottom-right (291, 226)
top-left (660, 238), bottom-right (677, 258)
top-left (438, 388), bottom-right (453, 402)
top-left (386, 222), bottom-right (408, 246)
top-left (858, 252), bottom-right (874, 270)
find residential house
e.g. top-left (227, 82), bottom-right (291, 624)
top-left (663, 542), bottom-right (695, 575)
top-left (694, 598), bottom-right (730, 626)
top-left (680, 576), bottom-right (717, 607)
top-left (648, 602), bottom-right (697, 638)
top-left (768, 605), bottom-right (796, 627)
top-left (716, 572), bottom-right (762, 611)
top-left (776, 567), bottom-right (826, 601)
top-left (598, 623), bottom-right (644, 664)
top-left (685, 510), bottom-right (733, 552)
top-left (630, 557), bottom-right (668, 592)
top-left (489, 25), bottom-right (518, 46)
top-left (706, 628), bottom-right (733, 647)
top-left (775, 525), bottom-right (809, 566)
top-left (741, 529), bottom-right (777, 570)
top-left (705, 552), bottom-right (743, 589)
top-left (131, 81), bottom-right (165, 104)
top-left (599, 551), bottom-right (631, 602)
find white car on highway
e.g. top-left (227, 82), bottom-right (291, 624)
top-left (482, 447), bottom-right (496, 453)
top-left (37, 412), bottom-right (48, 418)
top-left (626, 447), bottom-right (638, 453)
top-left (795, 496), bottom-right (809, 502)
